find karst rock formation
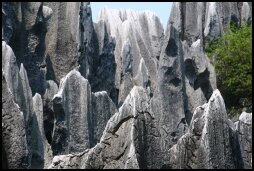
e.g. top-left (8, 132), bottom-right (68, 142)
top-left (2, 2), bottom-right (252, 169)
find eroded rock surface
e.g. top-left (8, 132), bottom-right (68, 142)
top-left (49, 86), bottom-right (161, 169)
top-left (235, 112), bottom-right (252, 169)
top-left (95, 8), bottom-right (164, 106)
top-left (2, 73), bottom-right (29, 169)
top-left (167, 90), bottom-right (243, 169)
top-left (52, 70), bottom-right (92, 156)
top-left (43, 80), bottom-right (58, 144)
top-left (31, 93), bottom-right (53, 169)
top-left (90, 91), bottom-right (118, 147)
top-left (2, 2), bottom-right (252, 169)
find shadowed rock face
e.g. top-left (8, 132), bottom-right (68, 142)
top-left (167, 90), bottom-right (244, 169)
top-left (235, 112), bottom-right (252, 169)
top-left (51, 70), bottom-right (92, 156)
top-left (51, 69), bottom-right (118, 156)
top-left (2, 2), bottom-right (252, 169)
top-left (31, 93), bottom-right (53, 169)
top-left (43, 80), bottom-right (58, 144)
top-left (151, 23), bottom-right (187, 162)
top-left (95, 8), bottom-right (164, 106)
top-left (2, 73), bottom-right (29, 169)
top-left (91, 91), bottom-right (118, 147)
top-left (2, 41), bottom-right (34, 168)
top-left (49, 86), bottom-right (161, 169)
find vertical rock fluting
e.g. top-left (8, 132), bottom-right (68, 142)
top-left (43, 80), bottom-right (58, 144)
top-left (78, 2), bottom-right (97, 80)
top-left (81, 86), bottom-right (161, 169)
top-left (51, 69), bottom-right (119, 156)
top-left (95, 8), bottom-right (164, 106)
top-left (91, 91), bottom-right (118, 147)
top-left (2, 73), bottom-right (29, 169)
top-left (49, 86), bottom-right (161, 169)
top-left (31, 93), bottom-right (53, 169)
top-left (2, 41), bottom-right (34, 168)
top-left (19, 63), bottom-right (34, 130)
top-left (118, 39), bottom-right (134, 106)
top-left (2, 2), bottom-right (16, 44)
top-left (2, 41), bottom-right (21, 103)
top-left (51, 70), bottom-right (92, 156)
top-left (168, 90), bottom-right (243, 169)
top-left (11, 2), bottom-right (52, 95)
top-left (1, 2), bottom-right (252, 169)
top-left (151, 2), bottom-right (251, 167)
top-left (151, 20), bottom-right (187, 163)
top-left (43, 2), bottom-right (80, 85)
top-left (235, 112), bottom-right (252, 169)
top-left (91, 20), bottom-right (118, 105)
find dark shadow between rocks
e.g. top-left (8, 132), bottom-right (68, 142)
top-left (46, 55), bottom-right (57, 85)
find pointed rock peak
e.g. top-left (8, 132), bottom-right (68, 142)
top-left (134, 57), bottom-right (149, 88)
top-left (120, 86), bottom-right (149, 114)
top-left (19, 63), bottom-right (25, 73)
top-left (42, 6), bottom-right (53, 20)
top-left (19, 63), bottom-right (31, 87)
top-left (208, 89), bottom-right (224, 104)
top-left (60, 69), bottom-right (87, 86)
top-left (54, 69), bottom-right (88, 100)
top-left (201, 89), bottom-right (228, 125)
top-left (2, 40), bottom-right (14, 58)
top-left (33, 93), bottom-right (41, 100)
top-left (239, 112), bottom-right (252, 124)
top-left (65, 69), bottom-right (81, 77)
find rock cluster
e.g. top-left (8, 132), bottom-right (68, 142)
top-left (2, 2), bottom-right (252, 169)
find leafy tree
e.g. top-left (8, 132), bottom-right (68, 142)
top-left (206, 23), bottom-right (252, 117)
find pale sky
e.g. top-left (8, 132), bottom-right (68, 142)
top-left (91, 2), bottom-right (172, 30)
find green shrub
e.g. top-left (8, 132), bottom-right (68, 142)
top-left (206, 23), bottom-right (252, 117)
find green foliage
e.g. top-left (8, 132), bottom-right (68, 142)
top-left (206, 23), bottom-right (252, 117)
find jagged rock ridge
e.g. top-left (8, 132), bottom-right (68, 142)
top-left (1, 2), bottom-right (252, 169)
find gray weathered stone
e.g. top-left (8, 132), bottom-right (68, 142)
top-left (2, 72), bottom-right (29, 169)
top-left (95, 8), bottom-right (164, 106)
top-left (42, 5), bottom-right (53, 20)
top-left (2, 41), bottom-right (21, 103)
top-left (204, 2), bottom-right (242, 41)
top-left (241, 2), bottom-right (252, 24)
top-left (168, 89), bottom-right (243, 169)
top-left (91, 91), bottom-right (118, 147)
top-left (2, 2), bottom-right (253, 169)
top-left (151, 21), bottom-right (187, 163)
top-left (43, 80), bottom-right (58, 144)
top-left (31, 93), bottom-right (53, 169)
top-left (118, 39), bottom-right (134, 106)
top-left (168, 90), bottom-right (242, 169)
top-left (18, 64), bottom-right (34, 167)
top-left (44, 2), bottom-right (81, 84)
top-left (2, 2), bottom-right (16, 44)
top-left (19, 63), bottom-right (34, 128)
top-left (49, 86), bottom-right (161, 169)
top-left (78, 2), bottom-right (96, 80)
top-left (51, 69), bottom-right (92, 156)
top-left (48, 150), bottom-right (89, 169)
top-left (2, 41), bottom-right (34, 168)
top-left (9, 2), bottom-right (52, 95)
top-left (91, 20), bottom-right (118, 105)
top-left (235, 112), bottom-right (252, 169)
